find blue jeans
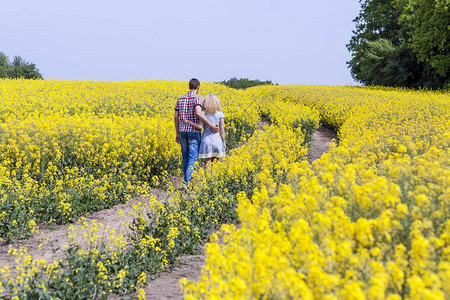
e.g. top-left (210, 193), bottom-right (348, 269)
top-left (179, 132), bottom-right (201, 186)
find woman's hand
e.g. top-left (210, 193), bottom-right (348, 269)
top-left (180, 119), bottom-right (189, 124)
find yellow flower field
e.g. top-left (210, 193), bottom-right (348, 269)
top-left (183, 86), bottom-right (450, 299)
top-left (0, 79), bottom-right (259, 241)
top-left (0, 80), bottom-right (449, 299)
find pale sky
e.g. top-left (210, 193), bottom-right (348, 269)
top-left (1, 0), bottom-right (360, 85)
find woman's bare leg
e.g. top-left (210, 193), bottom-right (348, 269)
top-left (211, 157), bottom-right (218, 174)
top-left (204, 158), bottom-right (212, 175)
top-left (202, 158), bottom-right (208, 172)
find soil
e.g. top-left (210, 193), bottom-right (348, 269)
top-left (118, 253), bottom-right (206, 300)
top-left (307, 126), bottom-right (338, 164)
top-left (0, 125), bottom-right (337, 299)
top-left (0, 189), bottom-right (169, 272)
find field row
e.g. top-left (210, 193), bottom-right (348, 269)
top-left (184, 86), bottom-right (450, 299)
top-left (0, 80), bottom-right (317, 297)
top-left (0, 80), bottom-right (449, 299)
top-left (0, 80), bottom-right (261, 241)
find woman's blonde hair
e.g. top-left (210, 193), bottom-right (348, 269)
top-left (203, 93), bottom-right (223, 115)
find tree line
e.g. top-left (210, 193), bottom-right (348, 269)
top-left (219, 77), bottom-right (276, 89)
top-left (348, 0), bottom-right (449, 89)
top-left (0, 52), bottom-right (43, 79)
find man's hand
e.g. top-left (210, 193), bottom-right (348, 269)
top-left (195, 105), bottom-right (219, 133)
top-left (210, 123), bottom-right (219, 133)
top-left (176, 134), bottom-right (181, 144)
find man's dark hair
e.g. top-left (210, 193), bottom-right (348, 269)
top-left (189, 78), bottom-right (200, 90)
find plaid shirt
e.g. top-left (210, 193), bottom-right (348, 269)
top-left (175, 91), bottom-right (203, 132)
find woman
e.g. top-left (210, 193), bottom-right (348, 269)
top-left (181, 93), bottom-right (226, 173)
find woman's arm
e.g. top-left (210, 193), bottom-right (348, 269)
top-left (219, 118), bottom-right (226, 150)
top-left (181, 119), bottom-right (204, 130)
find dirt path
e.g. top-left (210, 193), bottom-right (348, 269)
top-left (0, 125), bottom-right (337, 299)
top-left (121, 253), bottom-right (206, 300)
top-left (138, 126), bottom-right (338, 300)
top-left (0, 188), bottom-right (168, 271)
top-left (307, 126), bottom-right (338, 163)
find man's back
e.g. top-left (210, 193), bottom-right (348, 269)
top-left (175, 91), bottom-right (203, 132)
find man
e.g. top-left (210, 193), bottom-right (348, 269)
top-left (174, 78), bottom-right (218, 187)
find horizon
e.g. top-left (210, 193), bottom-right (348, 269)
top-left (1, 76), bottom-right (361, 87)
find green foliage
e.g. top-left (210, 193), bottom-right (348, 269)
top-left (219, 77), bottom-right (275, 89)
top-left (357, 39), bottom-right (417, 87)
top-left (348, 0), bottom-right (404, 50)
top-left (396, 0), bottom-right (450, 77)
top-left (0, 52), bottom-right (43, 79)
top-left (347, 0), bottom-right (449, 89)
top-left (0, 53), bottom-right (9, 78)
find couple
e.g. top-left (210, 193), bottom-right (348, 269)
top-left (174, 78), bottom-right (227, 187)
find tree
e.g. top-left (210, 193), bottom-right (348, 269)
top-left (219, 77), bottom-right (275, 89)
top-left (396, 0), bottom-right (450, 77)
top-left (347, 0), bottom-right (405, 81)
top-left (0, 52), bottom-right (43, 79)
top-left (347, 0), bottom-right (448, 89)
top-left (0, 52), bottom-right (9, 78)
top-left (357, 39), bottom-right (417, 86)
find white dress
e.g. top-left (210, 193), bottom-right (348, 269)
top-left (198, 111), bottom-right (226, 159)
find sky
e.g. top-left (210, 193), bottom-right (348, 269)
top-left (1, 0), bottom-right (361, 85)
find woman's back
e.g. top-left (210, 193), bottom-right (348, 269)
top-left (202, 111), bottom-right (225, 136)
top-left (198, 110), bottom-right (226, 160)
